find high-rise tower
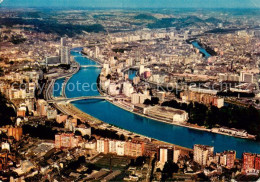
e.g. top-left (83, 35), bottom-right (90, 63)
top-left (60, 37), bottom-right (70, 64)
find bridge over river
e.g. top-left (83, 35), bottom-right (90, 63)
top-left (80, 65), bottom-right (102, 68)
top-left (48, 95), bottom-right (107, 103)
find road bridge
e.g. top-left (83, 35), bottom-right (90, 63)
top-left (47, 95), bottom-right (107, 103)
top-left (80, 65), bottom-right (102, 68)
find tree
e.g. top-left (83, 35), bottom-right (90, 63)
top-left (162, 160), bottom-right (179, 180)
top-left (78, 156), bottom-right (86, 163)
top-left (106, 74), bottom-right (111, 79)
top-left (162, 98), bottom-right (260, 141)
top-left (206, 105), bottom-right (220, 128)
top-left (0, 92), bottom-right (15, 127)
top-left (75, 130), bottom-right (82, 136)
top-left (119, 134), bottom-right (125, 141)
top-left (83, 135), bottom-right (90, 140)
top-left (188, 102), bottom-right (207, 126)
top-left (131, 156), bottom-right (146, 166)
top-left (143, 99), bottom-right (151, 105)
top-left (151, 97), bottom-right (159, 105)
top-left (59, 64), bottom-right (70, 70)
top-left (25, 106), bottom-right (30, 116)
top-left (149, 89), bottom-right (153, 96)
top-left (0, 67), bottom-right (4, 76)
top-left (10, 35), bottom-right (26, 44)
top-left (3, 35), bottom-right (8, 40)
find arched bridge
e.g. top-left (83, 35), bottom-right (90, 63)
top-left (47, 95), bottom-right (107, 103)
top-left (80, 65), bottom-right (102, 68)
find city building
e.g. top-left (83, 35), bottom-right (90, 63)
top-left (56, 114), bottom-right (68, 123)
top-left (115, 141), bottom-right (125, 156)
top-left (55, 133), bottom-right (80, 149)
top-left (173, 149), bottom-right (180, 163)
top-left (139, 65), bottom-right (145, 75)
top-left (123, 82), bottom-right (134, 97)
top-left (131, 93), bottom-right (140, 104)
top-left (215, 150), bottom-right (236, 169)
top-left (97, 138), bottom-right (144, 157)
top-left (17, 110), bottom-right (26, 117)
top-left (131, 93), bottom-right (151, 104)
top-left (144, 71), bottom-right (151, 79)
top-left (95, 46), bottom-right (100, 58)
top-left (1, 142), bottom-right (10, 151)
top-left (65, 117), bottom-right (77, 132)
top-left (181, 90), bottom-right (224, 108)
top-left (75, 125), bottom-right (91, 136)
top-left (6, 127), bottom-right (23, 141)
top-left (61, 37), bottom-right (66, 46)
top-left (108, 83), bottom-right (120, 96)
top-left (84, 140), bottom-right (97, 150)
top-left (157, 146), bottom-right (174, 164)
top-left (242, 152), bottom-right (260, 173)
top-left (255, 155), bottom-right (260, 171)
top-left (46, 56), bottom-right (60, 66)
top-left (144, 106), bottom-right (188, 124)
top-left (97, 138), bottom-right (109, 154)
top-left (0, 152), bottom-right (15, 171)
top-left (124, 140), bottom-right (144, 157)
top-left (60, 37), bottom-right (70, 65)
top-left (193, 144), bottom-right (214, 166)
top-left (240, 71), bottom-right (254, 83)
top-left (37, 99), bottom-right (48, 116)
top-left (156, 91), bottom-right (166, 102)
top-left (225, 151), bottom-right (236, 169)
top-left (133, 76), bottom-right (140, 85)
top-left (47, 107), bottom-right (57, 120)
top-left (218, 73), bottom-right (240, 82)
top-left (107, 140), bottom-right (125, 156)
top-left (243, 153), bottom-right (256, 172)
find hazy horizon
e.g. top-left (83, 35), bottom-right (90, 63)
top-left (0, 0), bottom-right (260, 9)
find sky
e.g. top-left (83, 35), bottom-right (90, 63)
top-left (0, 0), bottom-right (260, 9)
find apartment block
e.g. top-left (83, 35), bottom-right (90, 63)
top-left (193, 144), bottom-right (214, 166)
top-left (55, 133), bottom-right (79, 149)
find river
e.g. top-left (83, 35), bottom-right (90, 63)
top-left (192, 41), bottom-right (211, 58)
top-left (55, 49), bottom-right (260, 158)
top-left (127, 69), bottom-right (137, 80)
top-left (53, 78), bottom-right (65, 97)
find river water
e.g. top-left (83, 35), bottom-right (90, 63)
top-left (192, 41), bottom-right (211, 58)
top-left (127, 69), bottom-right (137, 80)
top-left (53, 78), bottom-right (65, 97)
top-left (53, 49), bottom-right (260, 158)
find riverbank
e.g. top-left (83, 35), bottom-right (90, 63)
top-left (108, 99), bottom-right (256, 140)
top-left (67, 102), bottom-right (192, 152)
top-left (54, 101), bottom-right (193, 152)
top-left (81, 50), bottom-right (103, 65)
top-left (47, 58), bottom-right (80, 100)
top-left (197, 41), bottom-right (217, 56)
